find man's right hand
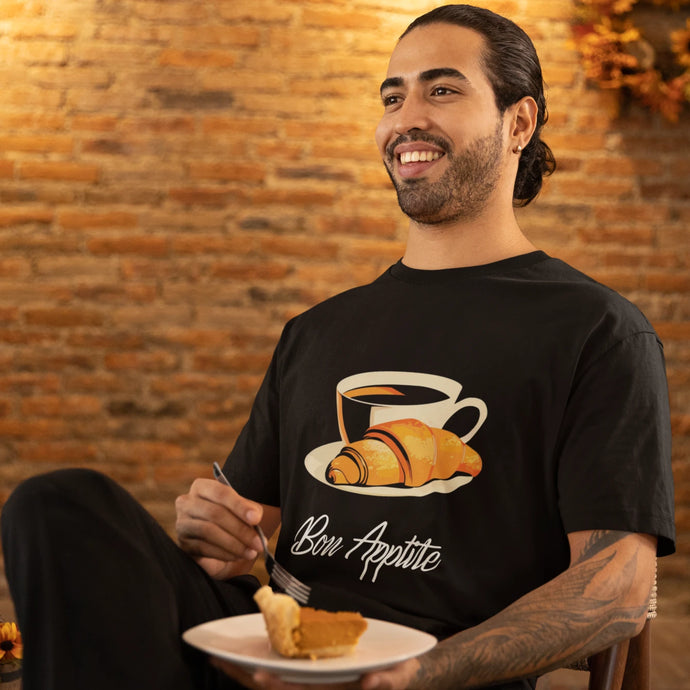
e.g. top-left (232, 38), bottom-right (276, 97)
top-left (175, 477), bottom-right (276, 580)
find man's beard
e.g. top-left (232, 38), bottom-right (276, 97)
top-left (384, 123), bottom-right (504, 225)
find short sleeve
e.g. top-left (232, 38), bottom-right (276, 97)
top-left (222, 337), bottom-right (283, 506)
top-left (557, 331), bottom-right (675, 556)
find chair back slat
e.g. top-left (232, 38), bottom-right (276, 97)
top-left (587, 637), bottom-right (630, 690)
top-left (621, 620), bottom-right (651, 690)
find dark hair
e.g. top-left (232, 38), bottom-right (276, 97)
top-left (401, 4), bottom-right (556, 207)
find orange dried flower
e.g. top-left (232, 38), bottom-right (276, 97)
top-left (574, 0), bottom-right (690, 120)
top-left (0, 621), bottom-right (23, 664)
top-left (671, 18), bottom-right (690, 67)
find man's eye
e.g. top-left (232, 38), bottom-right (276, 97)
top-left (431, 86), bottom-right (455, 96)
top-left (382, 94), bottom-right (402, 107)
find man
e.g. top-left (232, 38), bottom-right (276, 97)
top-left (2, 5), bottom-right (675, 690)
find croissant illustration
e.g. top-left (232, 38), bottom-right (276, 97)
top-left (326, 418), bottom-right (482, 487)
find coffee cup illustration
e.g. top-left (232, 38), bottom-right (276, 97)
top-left (336, 371), bottom-right (487, 445)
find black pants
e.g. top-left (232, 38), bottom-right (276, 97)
top-left (1, 469), bottom-right (260, 690)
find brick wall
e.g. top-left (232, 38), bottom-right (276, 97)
top-left (0, 0), bottom-right (688, 611)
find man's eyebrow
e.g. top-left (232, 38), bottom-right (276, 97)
top-left (379, 68), bottom-right (469, 95)
top-left (419, 67), bottom-right (469, 84)
top-left (379, 76), bottom-right (403, 95)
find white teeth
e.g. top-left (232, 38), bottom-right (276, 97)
top-left (399, 150), bottom-right (442, 165)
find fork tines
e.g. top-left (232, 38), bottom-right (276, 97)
top-left (267, 558), bottom-right (311, 605)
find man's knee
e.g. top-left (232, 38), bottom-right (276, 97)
top-left (2, 468), bottom-right (116, 527)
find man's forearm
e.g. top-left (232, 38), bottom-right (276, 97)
top-left (413, 531), bottom-right (654, 689)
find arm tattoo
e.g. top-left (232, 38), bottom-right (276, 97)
top-left (573, 530), bottom-right (630, 564)
top-left (409, 530), bottom-right (649, 690)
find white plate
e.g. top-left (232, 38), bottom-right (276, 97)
top-left (305, 441), bottom-right (474, 497)
top-left (183, 613), bottom-right (437, 684)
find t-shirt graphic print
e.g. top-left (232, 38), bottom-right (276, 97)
top-left (304, 370), bottom-right (487, 497)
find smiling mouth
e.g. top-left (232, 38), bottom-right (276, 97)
top-left (399, 150), bottom-right (444, 165)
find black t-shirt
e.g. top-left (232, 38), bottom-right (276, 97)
top-left (225, 252), bottom-right (675, 685)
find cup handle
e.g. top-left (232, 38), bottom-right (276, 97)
top-left (450, 397), bottom-right (488, 443)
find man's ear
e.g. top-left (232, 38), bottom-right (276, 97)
top-left (508, 96), bottom-right (538, 152)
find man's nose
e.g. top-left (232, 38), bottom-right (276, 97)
top-left (392, 95), bottom-right (432, 135)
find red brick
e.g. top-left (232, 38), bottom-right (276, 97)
top-left (19, 161), bottom-right (100, 182)
top-left (188, 162), bottom-right (266, 183)
top-left (0, 1), bottom-right (33, 19)
top-left (35, 256), bottom-right (119, 278)
top-left (134, 2), bottom-right (212, 22)
top-left (322, 55), bottom-right (387, 77)
top-left (24, 307), bottom-right (104, 327)
top-left (202, 116), bottom-right (279, 136)
top-left (292, 263), bottom-right (374, 286)
top-left (16, 441), bottom-right (100, 463)
top-left (2, 40), bottom-right (68, 64)
top-left (121, 116), bottom-right (195, 134)
top-left (0, 207), bottom-right (53, 226)
top-left (153, 462), bottom-right (211, 485)
top-left (258, 235), bottom-right (339, 259)
top-left (0, 329), bottom-right (59, 346)
top-left (86, 235), bottom-right (168, 256)
top-left (0, 111), bottom-right (66, 130)
top-left (0, 374), bottom-right (61, 394)
top-left (58, 210), bottom-right (137, 229)
top-left (0, 134), bottom-right (72, 153)
top-left (583, 157), bottom-right (664, 177)
top-left (254, 141), bottom-right (304, 161)
top-left (314, 216), bottom-right (397, 239)
top-left (239, 93), bottom-right (321, 115)
top-left (342, 238), bottom-right (407, 262)
top-left (0, 307), bottom-right (18, 323)
top-left (101, 440), bottom-right (186, 464)
top-left (672, 415), bottom-right (690, 436)
top-left (0, 160), bottom-right (14, 178)
top-left (173, 25), bottom-right (261, 48)
top-left (594, 203), bottom-right (668, 223)
top-left (193, 352), bottom-right (271, 374)
top-left (70, 114), bottom-right (119, 131)
top-left (170, 234), bottom-right (250, 255)
top-left (0, 257), bottom-right (31, 278)
top-left (544, 132), bottom-right (609, 153)
top-left (210, 260), bottom-right (292, 280)
top-left (168, 187), bottom-right (241, 206)
top-left (655, 322), bottom-right (690, 341)
top-left (20, 395), bottom-right (102, 417)
top-left (159, 49), bottom-right (236, 68)
top-left (216, 1), bottom-right (295, 23)
top-left (283, 121), bottom-right (360, 139)
top-left (1, 85), bottom-right (62, 109)
top-left (64, 373), bottom-right (133, 394)
top-left (249, 188), bottom-right (337, 207)
top-left (578, 226), bottom-right (654, 245)
top-left (644, 274), bottom-right (690, 293)
top-left (310, 141), bottom-right (378, 163)
top-left (641, 182), bottom-right (690, 200)
top-left (302, 8), bottom-right (381, 30)
top-left (104, 351), bottom-right (179, 372)
top-left (0, 419), bottom-right (68, 438)
top-left (7, 19), bottom-right (79, 39)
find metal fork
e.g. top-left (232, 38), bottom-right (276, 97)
top-left (212, 462), bottom-right (311, 605)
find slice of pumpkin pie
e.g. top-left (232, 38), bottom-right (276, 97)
top-left (253, 586), bottom-right (367, 659)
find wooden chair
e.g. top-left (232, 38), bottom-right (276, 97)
top-left (576, 565), bottom-right (657, 690)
